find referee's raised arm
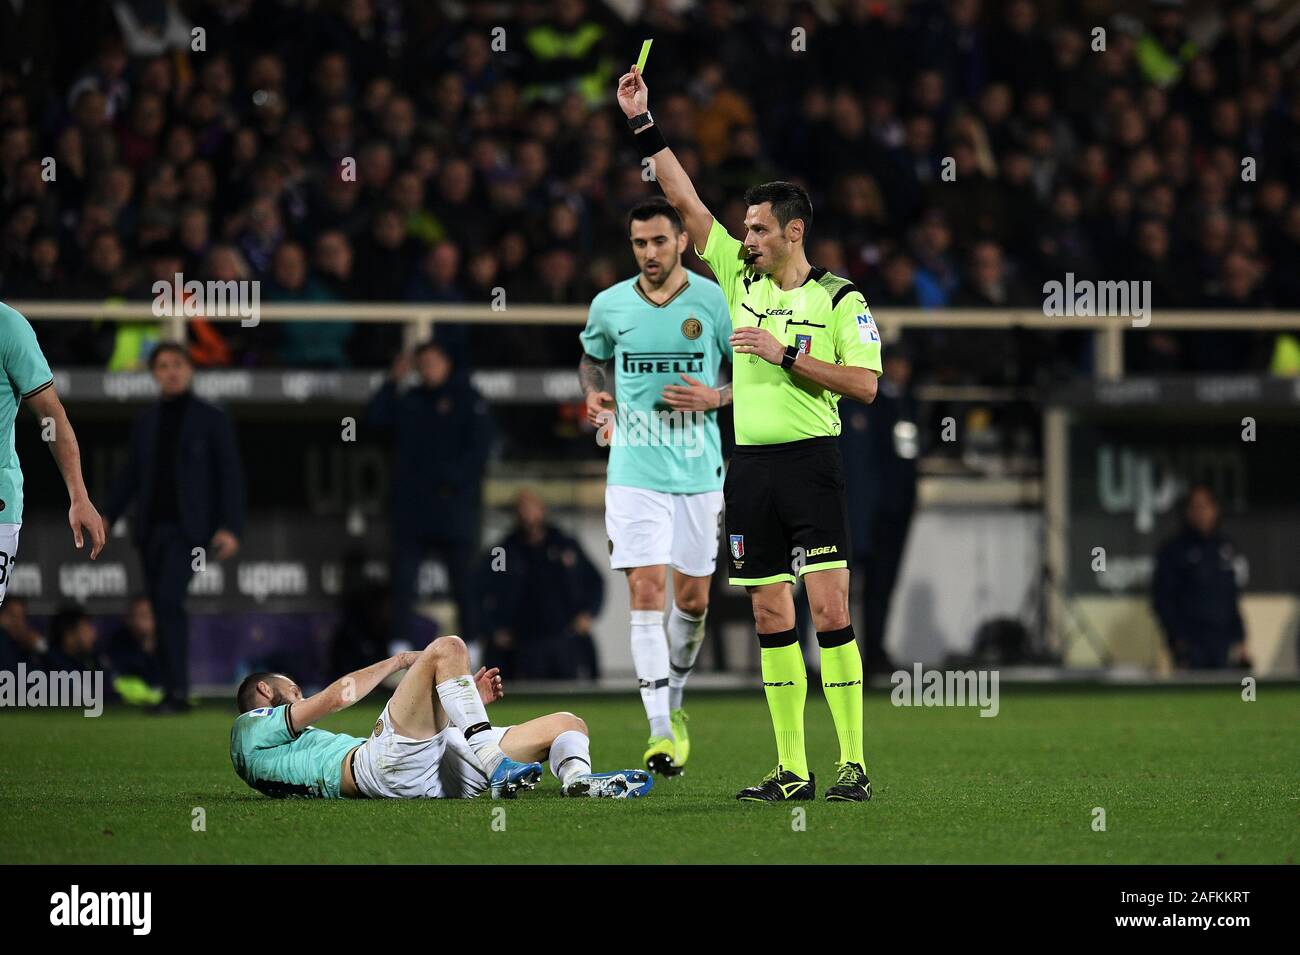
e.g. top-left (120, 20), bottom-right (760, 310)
top-left (616, 66), bottom-right (715, 247)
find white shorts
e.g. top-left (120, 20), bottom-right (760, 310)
top-left (0, 523), bottom-right (19, 607)
top-left (349, 702), bottom-right (512, 799)
top-left (605, 486), bottom-right (723, 577)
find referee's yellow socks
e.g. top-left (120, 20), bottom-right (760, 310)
top-left (758, 630), bottom-right (809, 779)
top-left (818, 627), bottom-right (865, 767)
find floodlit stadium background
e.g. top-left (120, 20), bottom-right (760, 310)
top-left (3, 0), bottom-right (1299, 693)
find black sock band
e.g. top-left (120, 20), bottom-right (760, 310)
top-left (464, 721), bottom-right (491, 740)
top-left (816, 626), bottom-right (856, 648)
top-left (555, 754), bottom-right (590, 773)
top-left (634, 124), bottom-right (668, 159)
top-left (758, 628), bottom-right (799, 649)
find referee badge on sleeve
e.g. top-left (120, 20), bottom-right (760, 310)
top-left (856, 312), bottom-right (879, 343)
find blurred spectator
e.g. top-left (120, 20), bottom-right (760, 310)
top-left (365, 341), bottom-right (493, 652)
top-left (840, 349), bottom-right (918, 675)
top-left (1152, 484), bottom-right (1249, 670)
top-left (105, 594), bottom-right (162, 687)
top-left (265, 240), bottom-right (350, 368)
top-left (104, 343), bottom-right (245, 712)
top-left (330, 549), bottom-right (392, 676)
top-left (0, 595), bottom-right (50, 671)
top-left (480, 489), bottom-right (603, 680)
top-left (44, 604), bottom-right (107, 673)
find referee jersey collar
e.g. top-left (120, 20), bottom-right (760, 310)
top-left (764, 265), bottom-right (826, 290)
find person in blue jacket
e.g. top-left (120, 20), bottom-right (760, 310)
top-left (839, 347), bottom-right (918, 675)
top-left (366, 340), bottom-right (493, 652)
top-left (1152, 483), bottom-right (1249, 670)
top-left (480, 489), bottom-right (604, 681)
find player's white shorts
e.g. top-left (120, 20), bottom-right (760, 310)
top-left (0, 523), bottom-right (20, 607)
top-left (350, 701), bottom-right (513, 799)
top-left (605, 486), bottom-right (723, 577)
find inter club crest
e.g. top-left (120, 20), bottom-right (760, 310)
top-left (795, 334), bottom-right (812, 355)
top-left (729, 534), bottom-right (745, 559)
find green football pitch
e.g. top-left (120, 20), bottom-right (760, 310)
top-left (1, 684), bottom-right (1296, 864)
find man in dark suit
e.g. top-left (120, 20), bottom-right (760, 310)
top-left (839, 347), bottom-right (918, 674)
top-left (365, 341), bottom-right (493, 652)
top-left (1153, 483), bottom-right (1249, 670)
top-left (105, 343), bottom-right (245, 712)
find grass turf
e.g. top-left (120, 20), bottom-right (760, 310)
top-left (1, 684), bottom-right (1296, 864)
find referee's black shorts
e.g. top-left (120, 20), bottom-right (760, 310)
top-left (723, 436), bottom-right (850, 587)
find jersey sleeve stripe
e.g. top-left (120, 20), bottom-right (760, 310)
top-left (830, 284), bottom-right (861, 309)
top-left (21, 378), bottom-right (54, 400)
top-left (284, 705), bottom-right (300, 739)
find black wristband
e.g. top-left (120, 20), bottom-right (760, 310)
top-left (781, 344), bottom-right (800, 370)
top-left (633, 123), bottom-right (668, 159)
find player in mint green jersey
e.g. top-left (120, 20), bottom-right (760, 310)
top-left (578, 198), bottom-right (732, 777)
top-left (617, 66), bottom-right (881, 802)
top-left (0, 302), bottom-right (106, 605)
top-left (231, 633), bottom-right (653, 800)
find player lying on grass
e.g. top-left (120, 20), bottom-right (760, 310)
top-left (230, 634), bottom-right (652, 800)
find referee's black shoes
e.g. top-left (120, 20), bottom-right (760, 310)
top-left (825, 761), bottom-right (873, 802)
top-left (736, 765), bottom-right (816, 801)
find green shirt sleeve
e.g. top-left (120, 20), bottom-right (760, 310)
top-left (832, 290), bottom-right (883, 374)
top-left (696, 218), bottom-right (748, 307)
top-left (710, 282), bottom-right (734, 353)
top-left (236, 705), bottom-right (299, 753)
top-left (579, 292), bottom-right (613, 361)
top-left (1, 306), bottom-right (54, 398)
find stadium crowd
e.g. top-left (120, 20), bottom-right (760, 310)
top-left (1, 0), bottom-right (1298, 383)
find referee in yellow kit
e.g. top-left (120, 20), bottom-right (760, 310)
top-left (617, 64), bottom-right (883, 802)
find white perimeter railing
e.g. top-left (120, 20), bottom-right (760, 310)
top-left (12, 301), bottom-right (1300, 380)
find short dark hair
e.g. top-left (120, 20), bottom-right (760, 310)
top-left (627, 197), bottom-right (683, 234)
top-left (413, 339), bottom-right (448, 359)
top-left (147, 341), bottom-right (189, 369)
top-left (50, 605), bottom-right (89, 646)
top-left (236, 671), bottom-right (280, 713)
top-left (743, 181), bottom-right (814, 233)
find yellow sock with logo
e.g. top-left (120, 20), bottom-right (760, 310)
top-left (818, 627), bottom-right (865, 766)
top-left (759, 629), bottom-right (808, 779)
